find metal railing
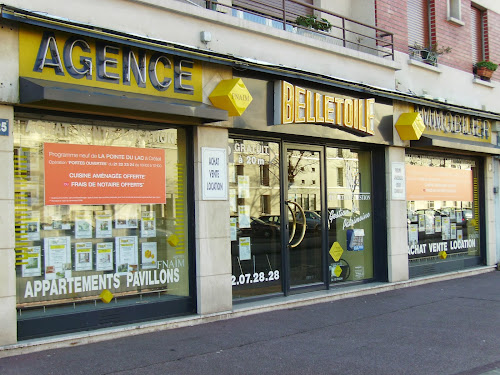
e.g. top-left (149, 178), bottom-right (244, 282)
top-left (203, 0), bottom-right (394, 60)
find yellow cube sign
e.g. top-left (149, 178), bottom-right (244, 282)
top-left (209, 78), bottom-right (253, 116)
top-left (395, 112), bottom-right (426, 140)
top-left (100, 289), bottom-right (114, 304)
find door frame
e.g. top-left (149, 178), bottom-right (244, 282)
top-left (281, 142), bottom-right (327, 296)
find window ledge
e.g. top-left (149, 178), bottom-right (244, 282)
top-left (447, 16), bottom-right (465, 26)
top-left (408, 58), bottom-right (442, 73)
top-left (472, 77), bottom-right (495, 88)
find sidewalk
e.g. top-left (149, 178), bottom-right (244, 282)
top-left (1, 268), bottom-right (499, 375)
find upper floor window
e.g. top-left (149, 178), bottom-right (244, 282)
top-left (448, 0), bottom-right (464, 25)
top-left (471, 5), bottom-right (485, 62)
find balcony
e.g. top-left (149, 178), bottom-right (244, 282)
top-left (197, 0), bottom-right (394, 60)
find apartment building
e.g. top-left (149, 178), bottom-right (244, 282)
top-left (0, 0), bottom-right (498, 345)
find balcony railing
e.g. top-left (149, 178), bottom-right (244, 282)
top-left (201, 0), bottom-right (394, 60)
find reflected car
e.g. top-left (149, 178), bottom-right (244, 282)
top-left (295, 210), bottom-right (322, 231)
top-left (239, 217), bottom-right (280, 239)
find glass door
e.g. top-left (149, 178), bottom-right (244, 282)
top-left (284, 145), bottom-right (325, 289)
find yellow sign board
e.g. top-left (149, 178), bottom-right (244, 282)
top-left (275, 81), bottom-right (375, 136)
top-left (329, 241), bottom-right (344, 262)
top-left (19, 26), bottom-right (203, 102)
top-left (416, 106), bottom-right (491, 143)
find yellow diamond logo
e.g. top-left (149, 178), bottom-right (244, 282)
top-left (209, 78), bottom-right (253, 116)
top-left (168, 234), bottom-right (179, 247)
top-left (334, 265), bottom-right (342, 277)
top-left (439, 250), bottom-right (447, 259)
top-left (329, 241), bottom-right (344, 261)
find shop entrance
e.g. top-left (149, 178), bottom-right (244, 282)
top-left (284, 145), bottom-right (325, 291)
top-left (230, 138), bottom-right (376, 300)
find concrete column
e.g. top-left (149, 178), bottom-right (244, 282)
top-left (385, 146), bottom-right (409, 282)
top-left (484, 156), bottom-right (497, 266)
top-left (0, 105), bottom-right (16, 345)
top-left (193, 126), bottom-right (232, 315)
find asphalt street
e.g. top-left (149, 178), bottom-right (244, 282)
top-left (1, 271), bottom-right (500, 375)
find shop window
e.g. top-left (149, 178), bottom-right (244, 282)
top-left (326, 148), bottom-right (373, 283)
top-left (229, 138), bottom-right (281, 299)
top-left (14, 119), bottom-right (189, 324)
top-left (406, 154), bottom-right (480, 276)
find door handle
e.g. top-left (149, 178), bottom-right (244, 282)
top-left (286, 200), bottom-right (307, 248)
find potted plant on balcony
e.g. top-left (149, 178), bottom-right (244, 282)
top-left (474, 61), bottom-right (498, 80)
top-left (411, 43), bottom-right (452, 65)
top-left (295, 15), bottom-right (332, 32)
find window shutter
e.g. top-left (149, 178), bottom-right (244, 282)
top-left (470, 5), bottom-right (483, 62)
top-left (407, 0), bottom-right (428, 47)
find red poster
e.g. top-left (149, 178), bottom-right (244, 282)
top-left (406, 165), bottom-right (473, 202)
top-left (44, 143), bottom-right (166, 205)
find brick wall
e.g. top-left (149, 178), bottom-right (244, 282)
top-left (375, 0), bottom-right (500, 80)
top-left (487, 10), bottom-right (500, 80)
top-left (375, 0), bottom-right (408, 54)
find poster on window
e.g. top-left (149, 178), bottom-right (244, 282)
top-left (74, 242), bottom-right (93, 271)
top-left (239, 237), bottom-right (251, 260)
top-left (44, 236), bottom-right (71, 280)
top-left (238, 205), bottom-right (251, 229)
top-left (44, 143), bottom-right (166, 205)
top-left (418, 214), bottom-right (425, 232)
top-left (96, 210), bottom-right (112, 238)
top-left (435, 216), bottom-right (442, 233)
top-left (451, 223), bottom-right (457, 240)
top-left (408, 224), bottom-right (418, 247)
top-left (140, 211), bottom-right (156, 238)
top-left (75, 211), bottom-right (93, 239)
top-left (347, 229), bottom-right (365, 251)
top-left (230, 217), bottom-right (237, 241)
top-left (96, 242), bottom-right (114, 271)
top-left (237, 175), bottom-right (250, 199)
top-left (425, 211), bottom-right (435, 235)
top-left (442, 217), bottom-right (451, 240)
top-left (141, 242), bottom-right (157, 270)
top-left (26, 211), bottom-right (40, 241)
top-left (115, 236), bottom-right (138, 274)
top-left (22, 246), bottom-right (41, 277)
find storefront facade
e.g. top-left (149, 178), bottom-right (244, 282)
top-left (0, 4), bottom-right (499, 347)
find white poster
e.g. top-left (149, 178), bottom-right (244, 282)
top-left (141, 211), bottom-right (156, 238)
top-left (418, 214), bottom-right (425, 232)
top-left (457, 229), bottom-right (463, 241)
top-left (26, 211), bottom-right (40, 241)
top-left (201, 147), bottom-right (228, 200)
top-left (44, 236), bottom-right (71, 280)
top-left (96, 210), bottom-right (113, 238)
top-left (238, 205), bottom-right (251, 229)
top-left (435, 216), bottom-right (442, 233)
top-left (442, 217), bottom-right (451, 240)
top-left (451, 223), bottom-right (457, 240)
top-left (230, 217), bottom-right (238, 241)
top-left (391, 162), bottom-right (406, 200)
top-left (237, 175), bottom-right (250, 198)
top-left (22, 246), bottom-right (41, 277)
top-left (141, 242), bottom-right (157, 270)
top-left (229, 189), bottom-right (237, 213)
top-left (74, 242), bottom-right (93, 271)
top-left (96, 242), bottom-right (114, 271)
top-left (115, 236), bottom-right (138, 274)
top-left (75, 211), bottom-right (93, 239)
top-left (239, 237), bottom-right (251, 260)
top-left (408, 224), bottom-right (418, 247)
top-left (425, 211), bottom-right (435, 235)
